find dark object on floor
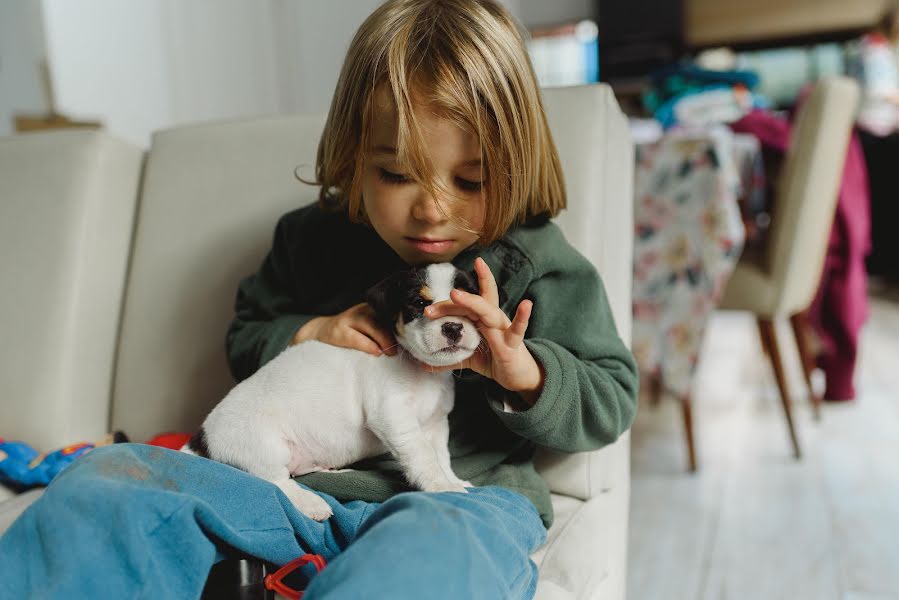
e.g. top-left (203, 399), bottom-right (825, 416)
top-left (202, 557), bottom-right (274, 600)
top-left (202, 554), bottom-right (323, 600)
top-left (807, 129), bottom-right (871, 402)
top-left (861, 130), bottom-right (899, 282)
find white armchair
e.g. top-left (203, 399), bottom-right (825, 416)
top-left (0, 84), bottom-right (634, 600)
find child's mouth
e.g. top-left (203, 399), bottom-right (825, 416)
top-left (406, 238), bottom-right (454, 254)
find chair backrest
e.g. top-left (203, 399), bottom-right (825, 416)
top-left (766, 76), bottom-right (859, 314)
top-left (110, 85), bottom-right (634, 500)
top-left (0, 131), bottom-right (143, 450)
top-left (112, 115), bottom-right (326, 439)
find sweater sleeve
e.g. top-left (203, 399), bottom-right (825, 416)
top-left (489, 253), bottom-right (639, 452)
top-left (225, 212), bottom-right (319, 382)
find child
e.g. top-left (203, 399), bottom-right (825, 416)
top-left (0, 1), bottom-right (637, 598)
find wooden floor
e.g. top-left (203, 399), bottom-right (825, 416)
top-left (627, 293), bottom-right (899, 600)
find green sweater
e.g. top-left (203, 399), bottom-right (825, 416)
top-left (226, 204), bottom-right (638, 527)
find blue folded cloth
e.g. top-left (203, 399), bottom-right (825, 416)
top-left (0, 443), bottom-right (546, 599)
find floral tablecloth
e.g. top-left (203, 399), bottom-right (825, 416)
top-left (632, 128), bottom-right (750, 397)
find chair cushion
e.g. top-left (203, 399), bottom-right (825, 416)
top-left (533, 493), bottom-right (618, 600)
top-left (718, 249), bottom-right (778, 316)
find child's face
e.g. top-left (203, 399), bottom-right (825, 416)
top-left (362, 94), bottom-right (486, 265)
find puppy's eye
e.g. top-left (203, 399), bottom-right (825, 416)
top-left (413, 298), bottom-right (429, 310)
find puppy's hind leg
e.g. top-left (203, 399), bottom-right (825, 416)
top-left (242, 437), bottom-right (333, 521)
top-left (272, 477), bottom-right (333, 522)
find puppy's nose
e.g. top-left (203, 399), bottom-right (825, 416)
top-left (441, 322), bottom-right (463, 343)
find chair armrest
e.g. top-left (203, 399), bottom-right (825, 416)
top-left (536, 85), bottom-right (635, 501)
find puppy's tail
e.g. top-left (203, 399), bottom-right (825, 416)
top-left (181, 427), bottom-right (210, 458)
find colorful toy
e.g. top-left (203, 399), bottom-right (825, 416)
top-left (145, 432), bottom-right (192, 450)
top-left (0, 432), bottom-right (128, 491)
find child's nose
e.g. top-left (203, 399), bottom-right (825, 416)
top-left (412, 189), bottom-right (449, 224)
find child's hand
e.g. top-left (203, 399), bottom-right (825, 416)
top-left (423, 257), bottom-right (545, 406)
top-left (292, 303), bottom-right (398, 356)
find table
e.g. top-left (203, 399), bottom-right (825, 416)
top-left (631, 127), bottom-right (755, 400)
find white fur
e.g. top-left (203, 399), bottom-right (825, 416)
top-left (425, 262), bottom-right (456, 305)
top-left (185, 264), bottom-right (479, 521)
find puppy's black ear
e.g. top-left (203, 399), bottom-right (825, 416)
top-left (364, 271), bottom-right (405, 330)
top-left (453, 268), bottom-right (479, 295)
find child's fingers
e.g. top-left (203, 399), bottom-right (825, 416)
top-left (474, 257), bottom-right (500, 306)
top-left (506, 300), bottom-right (532, 344)
top-left (356, 322), bottom-right (398, 355)
top-left (424, 300), bottom-right (479, 321)
top-left (450, 289), bottom-right (510, 329)
top-left (346, 331), bottom-right (386, 356)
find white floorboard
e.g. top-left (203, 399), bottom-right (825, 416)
top-left (628, 294), bottom-right (899, 600)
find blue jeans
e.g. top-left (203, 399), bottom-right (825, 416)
top-left (0, 444), bottom-right (546, 599)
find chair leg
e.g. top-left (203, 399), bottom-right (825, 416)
top-left (681, 393), bottom-right (698, 472)
top-left (649, 373), bottom-right (663, 408)
top-left (757, 323), bottom-right (770, 357)
top-left (790, 311), bottom-right (822, 420)
top-left (757, 318), bottom-right (802, 459)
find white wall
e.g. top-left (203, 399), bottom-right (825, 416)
top-left (21, 0), bottom-right (574, 146)
top-left (517, 0), bottom-right (596, 27)
top-left (39, 0), bottom-right (378, 146)
top-left (0, 1), bottom-right (49, 136)
top-left (41, 0), bottom-right (282, 147)
top-left (270, 0), bottom-right (542, 115)
top-left (41, 0), bottom-right (172, 147)
top-left (162, 1), bottom-right (281, 124)
top-left (272, 0), bottom-right (384, 115)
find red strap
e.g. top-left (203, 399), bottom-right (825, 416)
top-left (264, 554), bottom-right (327, 599)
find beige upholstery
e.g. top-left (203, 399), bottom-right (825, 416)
top-left (0, 131), bottom-right (142, 451)
top-left (720, 76), bottom-right (861, 317)
top-left (712, 76), bottom-right (860, 460)
top-left (112, 115), bottom-right (327, 441)
top-left (0, 84), bottom-right (634, 600)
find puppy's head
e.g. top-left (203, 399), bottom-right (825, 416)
top-left (365, 263), bottom-right (481, 367)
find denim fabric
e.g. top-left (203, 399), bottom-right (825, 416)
top-left (0, 444), bottom-right (546, 599)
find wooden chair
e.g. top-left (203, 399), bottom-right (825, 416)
top-left (683, 77), bottom-right (860, 469)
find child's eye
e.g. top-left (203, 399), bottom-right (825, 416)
top-left (455, 177), bottom-right (483, 193)
top-left (378, 168), bottom-right (410, 185)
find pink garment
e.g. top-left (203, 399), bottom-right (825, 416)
top-left (731, 109), bottom-right (871, 400)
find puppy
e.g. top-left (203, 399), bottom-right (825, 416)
top-left (183, 263), bottom-right (481, 521)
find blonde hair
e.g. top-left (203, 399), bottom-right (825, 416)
top-left (314, 0), bottom-right (566, 244)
